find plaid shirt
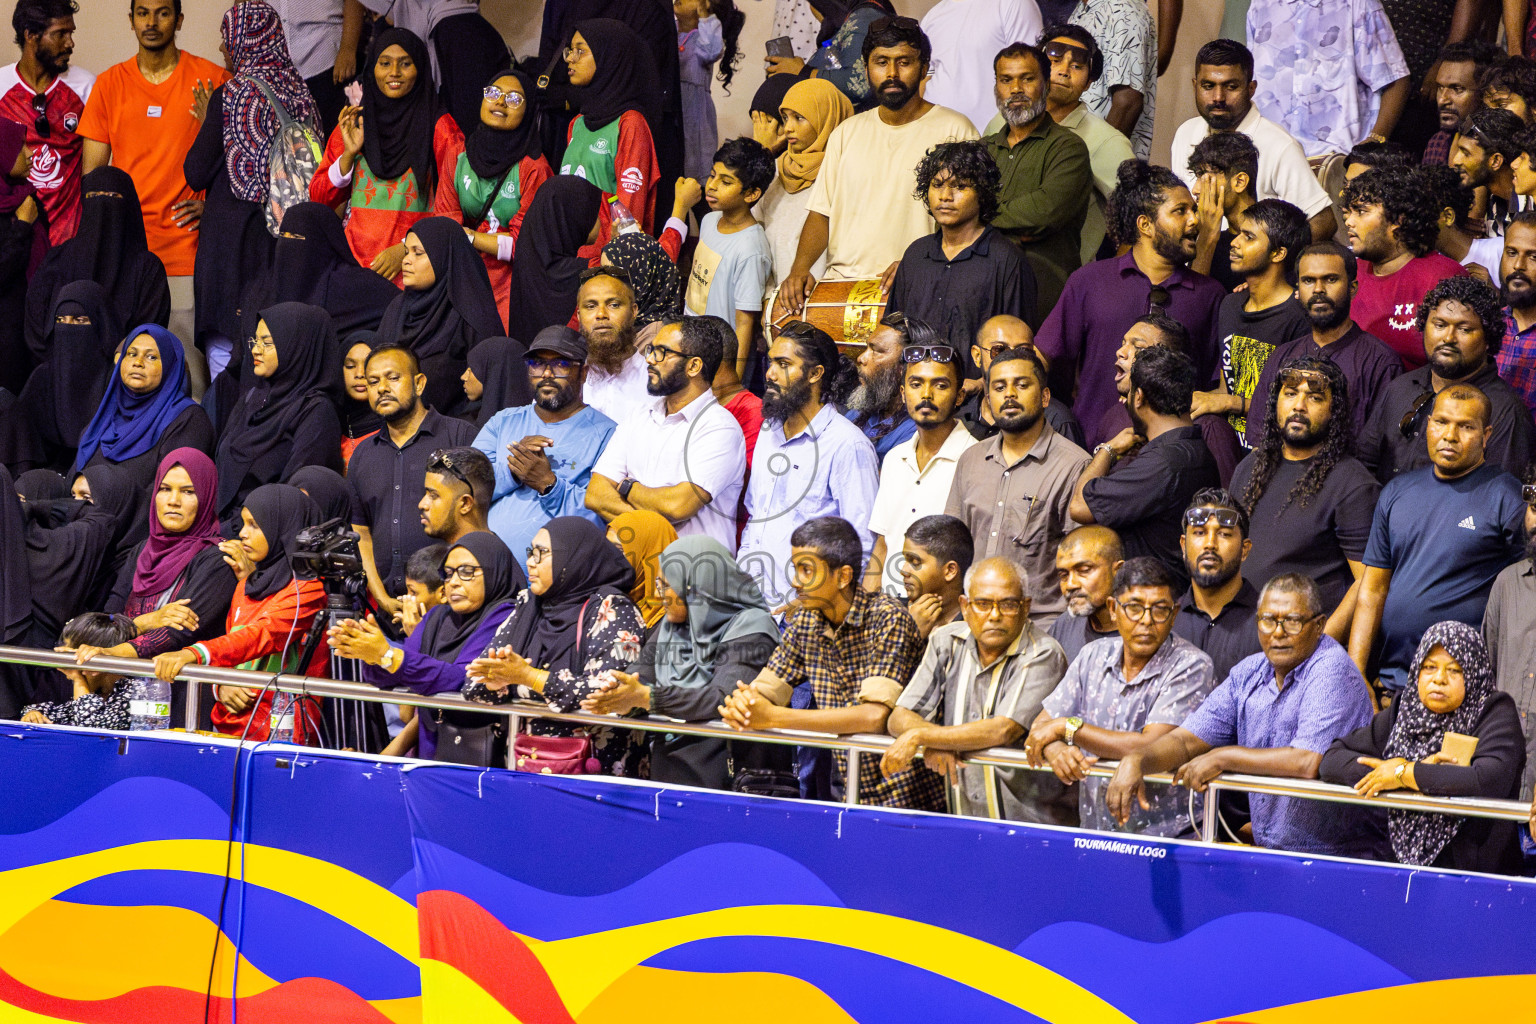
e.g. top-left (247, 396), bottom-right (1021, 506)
top-left (763, 589), bottom-right (944, 810)
top-left (1421, 129), bottom-right (1452, 167)
top-left (1499, 309), bottom-right (1536, 416)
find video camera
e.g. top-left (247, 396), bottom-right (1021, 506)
top-left (289, 517), bottom-right (369, 605)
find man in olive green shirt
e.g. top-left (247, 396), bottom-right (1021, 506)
top-left (983, 41), bottom-right (1092, 324)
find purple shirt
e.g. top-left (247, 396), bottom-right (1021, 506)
top-left (1182, 635), bottom-right (1386, 858)
top-left (1499, 309), bottom-right (1536, 416)
top-left (1035, 252), bottom-right (1227, 438)
top-left (1245, 323), bottom-right (1404, 448)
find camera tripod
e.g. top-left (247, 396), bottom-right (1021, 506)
top-left (293, 588), bottom-right (388, 752)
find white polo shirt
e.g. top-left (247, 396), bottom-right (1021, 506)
top-left (1169, 105), bottom-right (1333, 219)
top-left (582, 347), bottom-right (651, 427)
top-left (593, 390), bottom-right (747, 553)
top-left (868, 423), bottom-right (977, 594)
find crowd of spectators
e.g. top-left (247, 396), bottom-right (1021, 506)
top-left (4, 0), bottom-right (1536, 876)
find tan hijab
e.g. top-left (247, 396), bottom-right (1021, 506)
top-left (778, 79), bottom-right (854, 195)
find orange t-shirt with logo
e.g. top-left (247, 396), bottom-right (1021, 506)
top-left (77, 52), bottom-right (229, 276)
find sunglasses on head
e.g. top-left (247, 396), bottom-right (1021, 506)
top-left (902, 344), bottom-right (957, 364)
top-left (579, 265), bottom-right (630, 284)
top-left (1183, 507), bottom-right (1242, 530)
top-left (1277, 368), bottom-right (1332, 392)
top-left (427, 448), bottom-right (470, 487)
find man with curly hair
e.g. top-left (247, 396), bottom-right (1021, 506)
top-left (1358, 276), bottom-right (1535, 481)
top-left (1342, 166), bottom-right (1469, 367)
top-left (1230, 356), bottom-right (1381, 638)
top-left (884, 139), bottom-right (1035, 381)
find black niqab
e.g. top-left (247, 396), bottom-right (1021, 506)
top-left (362, 28), bottom-right (444, 199)
top-left (259, 202), bottom-right (400, 339)
top-left (415, 531), bottom-right (525, 660)
top-left (26, 462), bottom-right (142, 636)
top-left (14, 469), bottom-right (68, 503)
top-left (41, 281), bottom-right (123, 448)
top-left (506, 175), bottom-right (603, 341)
top-left (572, 18), bottom-right (660, 130)
top-left (241, 483), bottom-right (322, 601)
top-left (465, 68), bottom-right (543, 181)
top-left (494, 516), bottom-right (633, 677)
top-left (0, 464), bottom-right (30, 643)
top-left (215, 302), bottom-right (337, 517)
top-left (468, 337), bottom-right (533, 428)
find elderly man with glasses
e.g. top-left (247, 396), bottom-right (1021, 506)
top-left (1024, 556), bottom-right (1215, 837)
top-left (472, 325), bottom-right (617, 563)
top-left (587, 318), bottom-right (747, 553)
top-left (1105, 573), bottom-right (1386, 859)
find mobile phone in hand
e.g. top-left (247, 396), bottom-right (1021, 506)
top-left (765, 36), bottom-right (794, 59)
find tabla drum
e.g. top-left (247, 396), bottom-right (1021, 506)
top-left (769, 278), bottom-right (886, 355)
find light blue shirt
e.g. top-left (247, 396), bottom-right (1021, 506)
top-left (473, 403), bottom-right (616, 561)
top-left (737, 404), bottom-right (880, 604)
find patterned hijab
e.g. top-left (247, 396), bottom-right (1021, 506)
top-left (1383, 621), bottom-right (1498, 867)
top-left (778, 79), bottom-right (853, 195)
top-left (601, 233), bottom-right (679, 327)
top-left (221, 0), bottom-right (320, 203)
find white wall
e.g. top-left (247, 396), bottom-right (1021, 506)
top-left (17, 0), bottom-right (1219, 164)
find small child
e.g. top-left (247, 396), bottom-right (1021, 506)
top-left (22, 613), bottom-right (139, 728)
top-left (678, 137), bottom-right (776, 379)
top-left (399, 543), bottom-right (449, 638)
top-left (676, 0), bottom-right (745, 183)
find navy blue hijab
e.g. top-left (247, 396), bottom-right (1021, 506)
top-left (73, 323), bottom-right (195, 471)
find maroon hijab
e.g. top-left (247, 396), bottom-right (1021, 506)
top-left (131, 448), bottom-right (222, 599)
top-left (0, 117), bottom-right (46, 277)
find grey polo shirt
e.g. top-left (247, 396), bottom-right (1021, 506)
top-left (1484, 556), bottom-right (1536, 800)
top-left (897, 619), bottom-right (1068, 822)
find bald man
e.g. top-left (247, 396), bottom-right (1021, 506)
top-left (1049, 525), bottom-right (1125, 663)
top-left (958, 315), bottom-right (1086, 448)
top-left (883, 557), bottom-right (1071, 822)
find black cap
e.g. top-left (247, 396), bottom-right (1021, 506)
top-left (528, 325), bottom-right (586, 362)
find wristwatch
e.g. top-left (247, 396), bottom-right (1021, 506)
top-left (1394, 760), bottom-right (1408, 783)
top-left (380, 646), bottom-right (402, 672)
top-left (617, 478), bottom-right (636, 502)
top-left (1064, 716), bottom-right (1084, 746)
top-left (1092, 442), bottom-right (1119, 463)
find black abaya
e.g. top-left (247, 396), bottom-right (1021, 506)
top-left (244, 203), bottom-right (401, 340)
top-left (432, 11), bottom-right (512, 136)
top-left (505, 175), bottom-right (602, 341)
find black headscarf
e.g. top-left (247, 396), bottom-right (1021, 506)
top-left (215, 302), bottom-right (337, 517)
top-left (362, 27), bottom-right (444, 198)
top-left (415, 530), bottom-right (525, 660)
top-left (34, 167), bottom-right (157, 336)
top-left (14, 469), bottom-right (68, 503)
top-left (465, 68), bottom-right (543, 181)
top-left (337, 330), bottom-right (384, 439)
top-left (750, 72), bottom-right (798, 120)
top-left (26, 462), bottom-right (142, 636)
top-left (571, 18), bottom-right (660, 130)
top-left (506, 175), bottom-right (603, 341)
top-left (0, 464), bottom-right (31, 644)
top-left (468, 336), bottom-right (533, 428)
top-left (812, 0), bottom-right (895, 45)
top-left (241, 483), bottom-right (321, 601)
top-left (258, 202), bottom-right (400, 339)
top-left (39, 281), bottom-right (123, 450)
top-left (376, 216), bottom-right (505, 361)
top-left (493, 515), bottom-right (633, 677)
top-left (286, 465), bottom-right (356, 525)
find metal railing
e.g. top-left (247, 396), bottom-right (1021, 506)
top-left (6, 644), bottom-right (1531, 847)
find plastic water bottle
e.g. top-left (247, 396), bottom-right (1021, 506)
top-left (608, 195), bottom-right (642, 235)
top-left (128, 679), bottom-right (171, 731)
top-left (269, 692), bottom-right (296, 742)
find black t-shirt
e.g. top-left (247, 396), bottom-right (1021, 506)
top-left (1214, 293), bottom-right (1312, 438)
top-left (1209, 229), bottom-right (1243, 293)
top-left (1082, 425), bottom-right (1219, 590)
top-left (1047, 610), bottom-right (1117, 665)
top-left (1230, 452), bottom-right (1380, 611)
top-left (1173, 579), bottom-right (1262, 684)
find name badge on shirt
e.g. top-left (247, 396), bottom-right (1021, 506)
top-left (147, 105), bottom-right (162, 118)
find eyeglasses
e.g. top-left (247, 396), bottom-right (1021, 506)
top-left (902, 344), bottom-right (958, 364)
top-left (525, 356), bottom-right (580, 375)
top-left (564, 42), bottom-right (591, 61)
top-left (644, 342), bottom-right (687, 363)
top-left (439, 564), bottom-right (484, 582)
top-left (427, 449), bottom-right (471, 488)
top-left (1182, 507), bottom-right (1243, 531)
top-left (1147, 286), bottom-right (1171, 314)
top-left (1115, 599), bottom-right (1176, 623)
top-left (525, 543), bottom-right (551, 564)
top-left (482, 84), bottom-right (526, 106)
top-left (966, 597), bottom-right (1025, 616)
top-left (30, 92), bottom-right (49, 138)
top-left (1399, 390), bottom-right (1434, 440)
top-left (1257, 612), bottom-right (1322, 636)
top-left (1522, 483), bottom-right (1536, 505)
top-left (247, 337), bottom-right (275, 353)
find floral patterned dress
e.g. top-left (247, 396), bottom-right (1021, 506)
top-left (463, 591), bottom-right (648, 777)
